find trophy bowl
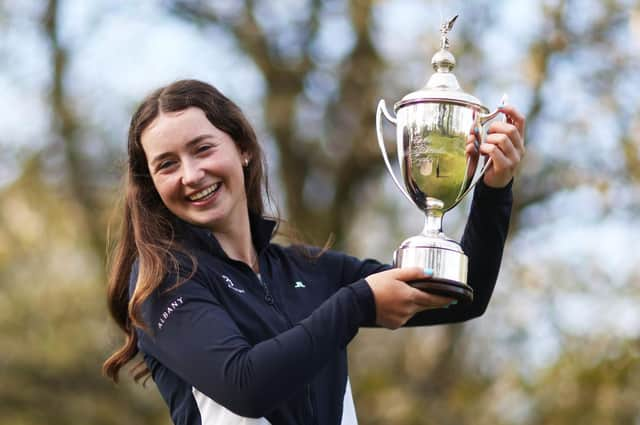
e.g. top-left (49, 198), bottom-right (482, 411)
top-left (396, 101), bottom-right (483, 212)
top-left (376, 15), bottom-right (504, 303)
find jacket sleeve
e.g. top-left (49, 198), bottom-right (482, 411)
top-left (134, 263), bottom-right (374, 418)
top-left (405, 179), bottom-right (513, 326)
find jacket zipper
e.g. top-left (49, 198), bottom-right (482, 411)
top-left (252, 267), bottom-right (293, 327)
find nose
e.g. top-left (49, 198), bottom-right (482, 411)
top-left (181, 160), bottom-right (205, 186)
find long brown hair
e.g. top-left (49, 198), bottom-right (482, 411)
top-left (103, 80), bottom-right (267, 382)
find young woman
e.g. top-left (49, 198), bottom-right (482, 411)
top-left (103, 79), bottom-right (524, 425)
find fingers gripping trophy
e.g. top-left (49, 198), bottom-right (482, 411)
top-left (376, 15), bottom-right (506, 303)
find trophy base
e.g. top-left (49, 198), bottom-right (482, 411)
top-left (394, 242), bottom-right (473, 303)
top-left (407, 278), bottom-right (473, 303)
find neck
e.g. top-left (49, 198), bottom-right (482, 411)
top-left (212, 211), bottom-right (259, 272)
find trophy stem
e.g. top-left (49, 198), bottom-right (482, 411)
top-left (423, 209), bottom-right (443, 236)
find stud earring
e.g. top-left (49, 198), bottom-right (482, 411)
top-left (244, 158), bottom-right (249, 167)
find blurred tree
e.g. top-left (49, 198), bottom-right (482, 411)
top-left (0, 0), bottom-right (168, 423)
top-left (525, 337), bottom-right (640, 425)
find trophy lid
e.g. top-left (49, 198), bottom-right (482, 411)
top-left (395, 15), bottom-right (488, 113)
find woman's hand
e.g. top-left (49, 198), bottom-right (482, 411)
top-left (365, 267), bottom-right (455, 329)
top-left (476, 105), bottom-right (526, 189)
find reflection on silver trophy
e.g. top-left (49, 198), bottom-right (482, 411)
top-left (376, 15), bottom-right (505, 303)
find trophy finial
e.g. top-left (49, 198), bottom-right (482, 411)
top-left (439, 14), bottom-right (459, 50)
top-left (432, 14), bottom-right (459, 73)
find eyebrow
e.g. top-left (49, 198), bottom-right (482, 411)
top-left (149, 134), bottom-right (215, 167)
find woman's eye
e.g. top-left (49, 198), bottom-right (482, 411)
top-left (196, 144), bottom-right (212, 154)
top-left (157, 160), bottom-right (175, 171)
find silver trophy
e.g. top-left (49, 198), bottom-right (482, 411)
top-left (376, 15), bottom-right (505, 303)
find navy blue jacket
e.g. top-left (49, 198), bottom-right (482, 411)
top-left (131, 181), bottom-right (512, 425)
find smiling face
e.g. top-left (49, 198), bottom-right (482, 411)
top-left (141, 107), bottom-right (249, 233)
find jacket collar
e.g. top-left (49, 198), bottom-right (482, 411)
top-left (173, 212), bottom-right (277, 260)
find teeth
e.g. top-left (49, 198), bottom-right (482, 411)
top-left (189, 183), bottom-right (220, 201)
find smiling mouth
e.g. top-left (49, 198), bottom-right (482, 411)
top-left (188, 182), bottom-right (221, 202)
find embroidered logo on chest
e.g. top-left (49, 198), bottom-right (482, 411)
top-left (221, 274), bottom-right (245, 294)
top-left (157, 297), bottom-right (184, 330)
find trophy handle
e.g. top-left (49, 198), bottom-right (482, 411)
top-left (463, 95), bottom-right (508, 195)
top-left (376, 99), bottom-right (414, 204)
